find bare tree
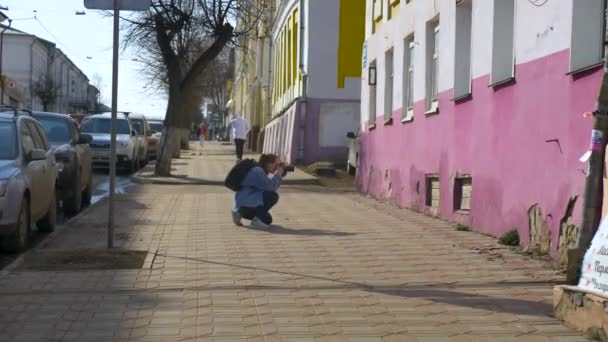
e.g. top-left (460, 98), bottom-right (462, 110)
top-left (123, 0), bottom-right (262, 176)
top-left (91, 73), bottom-right (107, 105)
top-left (32, 75), bottom-right (60, 112)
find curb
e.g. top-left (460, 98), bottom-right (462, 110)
top-left (0, 197), bottom-right (109, 275)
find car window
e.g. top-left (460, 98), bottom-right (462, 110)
top-left (131, 119), bottom-right (145, 136)
top-left (34, 116), bottom-right (72, 145)
top-left (81, 118), bottom-right (131, 135)
top-left (0, 122), bottom-right (17, 160)
top-left (33, 122), bottom-right (50, 150)
top-left (27, 121), bottom-right (48, 150)
top-left (149, 123), bottom-right (163, 132)
top-left (20, 122), bottom-right (35, 157)
top-left (72, 121), bottom-right (80, 143)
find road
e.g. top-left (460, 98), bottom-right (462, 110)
top-left (0, 170), bottom-right (136, 269)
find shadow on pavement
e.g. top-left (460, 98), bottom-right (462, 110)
top-left (153, 252), bottom-right (555, 317)
top-left (249, 224), bottom-right (357, 237)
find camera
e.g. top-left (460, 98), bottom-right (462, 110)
top-left (280, 163), bottom-right (295, 172)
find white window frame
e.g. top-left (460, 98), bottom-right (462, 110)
top-left (570, 0), bottom-right (607, 73)
top-left (384, 48), bottom-right (394, 122)
top-left (369, 60), bottom-right (377, 126)
top-left (491, 0), bottom-right (515, 86)
top-left (402, 36), bottom-right (415, 122)
top-left (454, 0), bottom-right (472, 99)
top-left (426, 20), bottom-right (440, 114)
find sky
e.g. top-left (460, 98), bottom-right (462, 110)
top-left (2, 0), bottom-right (167, 119)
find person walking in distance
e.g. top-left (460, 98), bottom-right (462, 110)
top-left (199, 123), bottom-right (207, 147)
top-left (230, 113), bottom-right (250, 161)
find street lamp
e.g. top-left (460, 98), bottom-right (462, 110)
top-left (0, 18), bottom-right (12, 105)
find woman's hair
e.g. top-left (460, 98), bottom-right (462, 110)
top-left (258, 154), bottom-right (278, 172)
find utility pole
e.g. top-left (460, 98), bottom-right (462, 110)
top-left (567, 9), bottom-right (608, 284)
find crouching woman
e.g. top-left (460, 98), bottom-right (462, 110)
top-left (232, 154), bottom-right (287, 229)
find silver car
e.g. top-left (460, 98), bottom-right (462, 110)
top-left (127, 113), bottom-right (149, 167)
top-left (80, 113), bottom-right (140, 172)
top-left (0, 112), bottom-right (58, 252)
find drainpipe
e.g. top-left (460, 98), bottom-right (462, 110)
top-left (566, 19), bottom-right (608, 284)
top-left (297, 0), bottom-right (307, 163)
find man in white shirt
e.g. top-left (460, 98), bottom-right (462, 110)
top-left (230, 113), bottom-right (250, 161)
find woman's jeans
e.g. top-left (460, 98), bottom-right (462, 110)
top-left (238, 191), bottom-right (279, 225)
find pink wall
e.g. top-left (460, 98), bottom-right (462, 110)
top-left (357, 49), bottom-right (600, 250)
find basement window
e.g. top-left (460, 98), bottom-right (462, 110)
top-left (425, 175), bottom-right (440, 208)
top-left (454, 176), bottom-right (472, 212)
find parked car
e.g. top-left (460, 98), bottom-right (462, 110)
top-left (32, 112), bottom-right (93, 216)
top-left (69, 113), bottom-right (87, 124)
top-left (346, 131), bottom-right (360, 175)
top-left (0, 111), bottom-right (58, 252)
top-left (80, 113), bottom-right (140, 172)
top-left (145, 122), bottom-right (160, 160)
top-left (127, 113), bottom-right (149, 167)
top-left (148, 119), bottom-right (163, 140)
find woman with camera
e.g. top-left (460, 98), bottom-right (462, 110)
top-left (231, 154), bottom-right (288, 229)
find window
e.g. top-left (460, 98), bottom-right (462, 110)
top-left (403, 36), bottom-right (415, 121)
top-left (454, 0), bottom-right (472, 99)
top-left (454, 176), bottom-right (472, 212)
top-left (388, 0), bottom-right (400, 20)
top-left (426, 19), bottom-right (440, 112)
top-left (384, 48), bottom-right (394, 122)
top-left (570, 0), bottom-right (607, 72)
top-left (20, 122), bottom-right (35, 157)
top-left (425, 175), bottom-right (440, 209)
top-left (491, 0), bottom-right (515, 85)
top-left (369, 60), bottom-right (377, 126)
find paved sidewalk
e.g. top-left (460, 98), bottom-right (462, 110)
top-left (132, 142), bottom-right (318, 186)
top-left (0, 142), bottom-right (586, 341)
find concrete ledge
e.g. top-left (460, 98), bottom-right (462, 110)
top-left (554, 285), bottom-right (608, 340)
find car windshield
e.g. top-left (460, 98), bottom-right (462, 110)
top-left (0, 122), bottom-right (17, 160)
top-left (131, 119), bottom-right (145, 136)
top-left (34, 116), bottom-right (72, 144)
top-left (149, 123), bottom-right (163, 133)
top-left (80, 118), bottom-right (131, 135)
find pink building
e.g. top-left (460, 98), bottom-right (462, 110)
top-left (358, 0), bottom-right (604, 258)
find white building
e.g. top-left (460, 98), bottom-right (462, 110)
top-left (262, 0), bottom-right (366, 164)
top-left (1, 25), bottom-right (95, 113)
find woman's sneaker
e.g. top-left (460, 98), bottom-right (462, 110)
top-left (231, 209), bottom-right (242, 226)
top-left (250, 217), bottom-right (270, 229)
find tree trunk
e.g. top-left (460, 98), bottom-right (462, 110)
top-left (180, 130), bottom-right (190, 150)
top-left (155, 125), bottom-right (181, 176)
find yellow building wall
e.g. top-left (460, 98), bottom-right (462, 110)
top-left (272, 6), bottom-right (301, 115)
top-left (337, 0), bottom-right (366, 88)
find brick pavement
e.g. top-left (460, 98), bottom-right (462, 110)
top-left (0, 142), bottom-right (587, 341)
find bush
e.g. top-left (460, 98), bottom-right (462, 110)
top-left (499, 229), bottom-right (520, 246)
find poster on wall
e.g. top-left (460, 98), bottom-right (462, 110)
top-left (579, 216), bottom-right (608, 296)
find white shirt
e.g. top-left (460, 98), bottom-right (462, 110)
top-left (230, 116), bottom-right (250, 140)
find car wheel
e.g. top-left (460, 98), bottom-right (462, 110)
top-left (82, 174), bottom-right (93, 206)
top-left (129, 158), bottom-right (138, 173)
top-left (63, 170), bottom-right (82, 216)
top-left (37, 193), bottom-right (57, 233)
top-left (1, 198), bottom-right (29, 253)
